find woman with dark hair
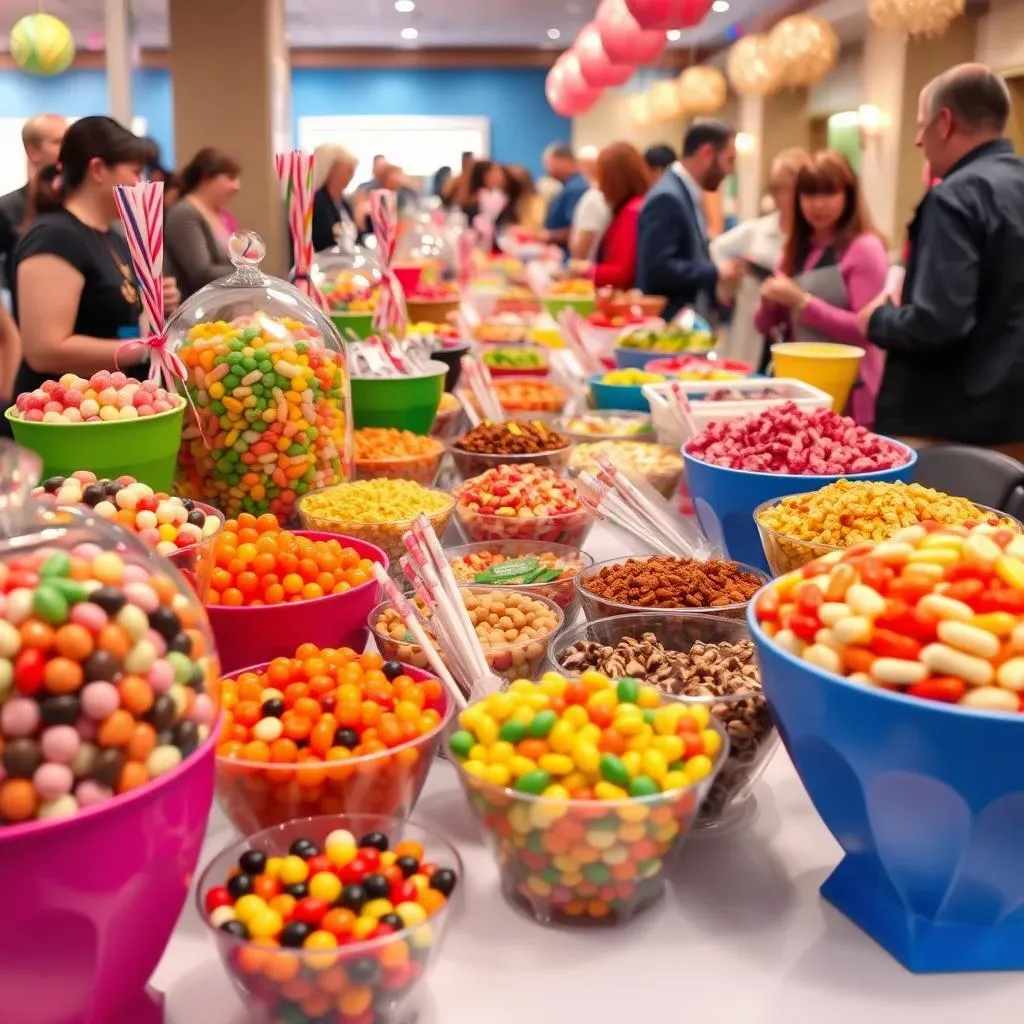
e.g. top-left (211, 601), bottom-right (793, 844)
top-left (9, 115), bottom-right (175, 401)
top-left (588, 142), bottom-right (649, 289)
top-left (460, 160), bottom-right (512, 228)
top-left (754, 150), bottom-right (889, 427)
top-left (165, 146), bottom-right (241, 298)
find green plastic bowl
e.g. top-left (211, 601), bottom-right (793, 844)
top-left (5, 397), bottom-right (186, 491)
top-left (330, 312), bottom-right (376, 340)
top-left (350, 360), bottom-right (446, 435)
top-left (543, 296), bottom-right (596, 318)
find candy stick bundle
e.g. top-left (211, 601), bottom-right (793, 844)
top-left (370, 190), bottom-right (408, 336)
top-left (274, 151), bottom-right (330, 313)
top-left (456, 354), bottom-right (503, 422)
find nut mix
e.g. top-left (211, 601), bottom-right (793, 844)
top-left (559, 634), bottom-right (775, 823)
top-left (352, 428), bottom-right (444, 486)
top-left (685, 403), bottom-right (910, 475)
top-left (570, 441), bottom-right (683, 498)
top-left (578, 556), bottom-right (765, 618)
top-left (454, 465), bottom-right (591, 545)
top-left (454, 420), bottom-right (568, 456)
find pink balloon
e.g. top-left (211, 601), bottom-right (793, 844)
top-left (561, 52), bottom-right (603, 105)
top-left (677, 0), bottom-right (712, 28)
top-left (576, 23), bottom-right (634, 89)
top-left (625, 0), bottom-right (680, 28)
top-left (596, 0), bottom-right (667, 66)
top-left (546, 57), bottom-right (600, 116)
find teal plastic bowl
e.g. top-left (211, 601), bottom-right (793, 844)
top-left (589, 373), bottom-right (653, 412)
top-left (350, 360), bottom-right (447, 435)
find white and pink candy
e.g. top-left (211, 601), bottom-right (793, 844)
top-left (13, 371), bottom-right (179, 424)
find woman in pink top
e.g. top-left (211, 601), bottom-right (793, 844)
top-left (754, 150), bottom-right (888, 428)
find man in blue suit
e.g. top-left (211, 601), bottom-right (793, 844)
top-left (637, 120), bottom-right (742, 321)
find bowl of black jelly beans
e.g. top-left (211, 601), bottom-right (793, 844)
top-left (199, 814), bottom-right (462, 1024)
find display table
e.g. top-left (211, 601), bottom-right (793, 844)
top-left (153, 522), bottom-right (1024, 1022)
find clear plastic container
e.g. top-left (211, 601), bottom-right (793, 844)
top-left (311, 227), bottom-right (386, 341)
top-left (569, 440), bottom-right (684, 499)
top-left (558, 410), bottom-right (654, 443)
top-left (170, 231), bottom-right (351, 524)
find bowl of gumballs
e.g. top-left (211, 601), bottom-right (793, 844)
top-left (450, 672), bottom-right (727, 926)
top-left (203, 514), bottom-right (387, 674)
top-left (34, 472), bottom-right (224, 600)
top-left (453, 465), bottom-right (593, 547)
top-left (448, 420), bottom-right (573, 481)
top-left (446, 540), bottom-right (593, 617)
top-left (199, 814), bottom-right (461, 1024)
top-left (0, 462), bottom-right (220, 1024)
top-left (369, 587), bottom-right (564, 686)
top-left (215, 648), bottom-right (452, 833)
top-left (353, 428), bottom-right (445, 487)
top-left (551, 610), bottom-right (777, 830)
top-left (683, 403), bottom-right (917, 572)
top-left (5, 371), bottom-right (186, 491)
top-left (750, 522), bottom-right (1024, 972)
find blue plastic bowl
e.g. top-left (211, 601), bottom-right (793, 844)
top-left (682, 442), bottom-right (917, 572)
top-left (748, 601), bottom-right (1024, 973)
top-left (589, 373), bottom-right (654, 412)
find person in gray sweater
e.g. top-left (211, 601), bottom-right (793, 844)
top-left (165, 147), bottom-right (241, 298)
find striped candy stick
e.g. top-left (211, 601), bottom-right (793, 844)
top-left (275, 150), bottom-right (330, 313)
top-left (370, 188), bottom-right (407, 335)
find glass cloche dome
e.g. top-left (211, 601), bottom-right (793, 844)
top-left (311, 223), bottom-right (386, 341)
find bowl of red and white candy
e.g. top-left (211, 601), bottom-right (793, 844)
top-left (682, 403), bottom-right (916, 573)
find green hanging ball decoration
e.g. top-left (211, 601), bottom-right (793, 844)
top-left (10, 13), bottom-right (76, 76)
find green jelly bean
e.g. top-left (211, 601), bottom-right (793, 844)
top-left (167, 651), bottom-right (194, 685)
top-left (228, 337), bottom-right (245, 350)
top-left (498, 720), bottom-right (526, 744)
top-left (629, 775), bottom-right (660, 798)
top-left (540, 867), bottom-right (562, 885)
top-left (40, 551), bottom-right (71, 578)
top-left (241, 357), bottom-right (258, 371)
top-left (526, 709), bottom-right (557, 739)
top-left (668, 759), bottom-right (684, 772)
top-left (514, 769), bottom-right (551, 795)
top-left (526, 831), bottom-right (545, 853)
top-left (223, 375), bottom-right (240, 392)
top-left (48, 578), bottom-right (89, 604)
top-left (643, 708), bottom-right (657, 726)
top-left (33, 585), bottom-right (68, 626)
top-left (448, 730), bottom-right (474, 759)
top-left (583, 863), bottom-right (612, 884)
top-left (616, 678), bottom-right (639, 705)
top-left (599, 753), bottom-right (630, 788)
top-left (242, 326), bottom-right (261, 341)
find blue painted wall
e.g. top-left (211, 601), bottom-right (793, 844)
top-left (0, 66), bottom-right (568, 176)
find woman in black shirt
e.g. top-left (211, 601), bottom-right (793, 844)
top-left (311, 144), bottom-right (364, 251)
top-left (11, 116), bottom-right (179, 398)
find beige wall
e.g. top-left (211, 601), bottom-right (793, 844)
top-left (808, 45), bottom-right (864, 116)
top-left (976, 0), bottom-right (1024, 74)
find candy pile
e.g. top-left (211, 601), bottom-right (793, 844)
top-left (547, 279), bottom-right (593, 297)
top-left (453, 420), bottom-right (568, 457)
top-left (685, 403), bottom-right (910, 474)
top-left (204, 828), bottom-right (456, 1023)
top-left (0, 545), bottom-right (215, 824)
top-left (216, 648), bottom-right (448, 830)
top-left (353, 429), bottom-right (444, 486)
top-left (208, 515), bottom-right (374, 606)
top-left (570, 441), bottom-right (683, 498)
top-left (407, 282), bottom-right (460, 302)
top-left (450, 672), bottom-right (723, 923)
top-left (493, 379), bottom-right (567, 414)
top-left (321, 269), bottom-right (379, 313)
top-left (448, 545), bottom-right (589, 611)
top-left (11, 372), bottom-right (181, 423)
top-left (454, 465), bottom-right (590, 545)
top-left (176, 316), bottom-right (347, 522)
top-left (754, 522), bottom-right (1024, 713)
top-left (562, 413), bottom-right (653, 440)
top-left (35, 473), bottom-right (221, 557)
top-left (600, 369), bottom-right (665, 386)
top-left (481, 347), bottom-right (547, 372)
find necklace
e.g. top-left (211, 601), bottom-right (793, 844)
top-left (100, 232), bottom-right (139, 306)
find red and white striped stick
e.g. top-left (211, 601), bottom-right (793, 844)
top-left (275, 151), bottom-right (330, 314)
top-left (370, 189), bottom-right (408, 335)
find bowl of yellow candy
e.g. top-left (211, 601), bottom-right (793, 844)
top-left (590, 369), bottom-right (666, 412)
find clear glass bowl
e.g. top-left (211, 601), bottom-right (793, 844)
top-left (558, 410), bottom-right (655, 444)
top-left (368, 586), bottom-right (564, 684)
top-left (311, 239), bottom-right (384, 319)
top-left (568, 440), bottom-right (684, 499)
top-left (353, 438), bottom-right (445, 487)
top-left (451, 706), bottom-right (728, 926)
top-left (548, 611), bottom-right (778, 830)
top-left (454, 500), bottom-right (592, 547)
top-left (574, 556), bottom-right (770, 622)
top-left (447, 442), bottom-right (573, 483)
top-left (215, 664), bottom-right (453, 834)
top-left (444, 539), bottom-right (594, 616)
top-left (198, 814), bottom-right (461, 1024)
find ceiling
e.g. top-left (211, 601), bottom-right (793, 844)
top-left (2, 0), bottom-right (776, 50)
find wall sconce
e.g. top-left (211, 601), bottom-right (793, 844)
top-left (858, 104), bottom-right (885, 139)
top-left (736, 131), bottom-right (756, 155)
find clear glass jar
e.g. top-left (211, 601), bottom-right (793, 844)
top-left (168, 232), bottom-right (352, 524)
top-left (394, 210), bottom-right (459, 301)
top-left (311, 225), bottom-right (386, 341)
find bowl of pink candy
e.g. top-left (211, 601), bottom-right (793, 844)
top-left (406, 282), bottom-right (462, 325)
top-left (5, 371), bottom-right (186, 492)
top-left (682, 403), bottom-right (916, 573)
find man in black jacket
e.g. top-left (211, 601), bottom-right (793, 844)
top-left (859, 63), bottom-right (1024, 457)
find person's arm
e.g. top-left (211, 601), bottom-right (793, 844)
top-left (0, 303), bottom-right (20, 401)
top-left (868, 190), bottom-right (979, 352)
top-left (17, 255), bottom-right (143, 376)
top-left (798, 234), bottom-right (889, 345)
top-left (709, 220), bottom-right (756, 264)
top-left (638, 191), bottom-right (717, 297)
top-left (166, 208), bottom-right (233, 290)
top-left (594, 206), bottom-right (639, 290)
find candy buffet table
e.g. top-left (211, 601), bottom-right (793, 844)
top-left (154, 523), bottom-right (1024, 1023)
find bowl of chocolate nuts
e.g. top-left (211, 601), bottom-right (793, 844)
top-left (549, 610), bottom-right (778, 830)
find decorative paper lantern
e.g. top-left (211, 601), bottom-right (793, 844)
top-left (629, 92), bottom-right (654, 126)
top-left (9, 13), bottom-right (75, 76)
top-left (678, 65), bottom-right (727, 116)
top-left (726, 33), bottom-right (784, 96)
top-left (596, 0), bottom-right (667, 66)
top-left (649, 79), bottom-right (684, 122)
top-left (868, 0), bottom-right (965, 36)
top-left (768, 15), bottom-right (839, 87)
top-left (576, 23), bottom-right (635, 88)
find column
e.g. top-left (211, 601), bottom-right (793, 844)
top-left (736, 94), bottom-right (764, 223)
top-left (104, 0), bottom-right (133, 126)
top-left (859, 18), bottom-right (978, 245)
top-left (167, 0), bottom-right (291, 275)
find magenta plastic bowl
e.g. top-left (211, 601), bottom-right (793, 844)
top-left (0, 723), bottom-right (218, 1024)
top-left (205, 531), bottom-right (388, 675)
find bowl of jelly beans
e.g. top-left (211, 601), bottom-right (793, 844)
top-left (749, 522), bottom-right (1024, 972)
top-left (449, 671), bottom-right (727, 926)
top-left (199, 814), bottom-right (461, 1024)
top-left (215, 647), bottom-right (452, 834)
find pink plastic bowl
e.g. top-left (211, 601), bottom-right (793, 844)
top-left (0, 724), bottom-right (218, 1024)
top-left (205, 531), bottom-right (388, 675)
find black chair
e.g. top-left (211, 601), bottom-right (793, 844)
top-left (912, 444), bottom-right (1024, 511)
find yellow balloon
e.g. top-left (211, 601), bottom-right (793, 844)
top-left (10, 13), bottom-right (76, 76)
